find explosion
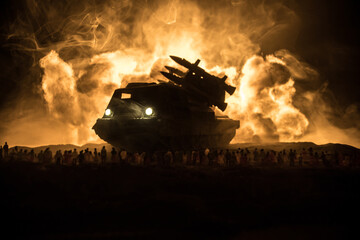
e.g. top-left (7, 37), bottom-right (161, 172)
top-left (2, 0), bottom-right (360, 148)
top-left (225, 54), bottom-right (309, 143)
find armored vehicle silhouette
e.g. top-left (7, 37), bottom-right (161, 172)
top-left (93, 56), bottom-right (240, 151)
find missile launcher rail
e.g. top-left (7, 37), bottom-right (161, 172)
top-left (160, 56), bottom-right (236, 111)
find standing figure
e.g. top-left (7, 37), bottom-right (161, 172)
top-left (314, 152), bottom-right (319, 166)
top-left (298, 153), bottom-right (303, 167)
top-left (321, 151), bottom-right (329, 167)
top-left (144, 152), bottom-right (152, 165)
top-left (3, 142), bottom-right (9, 159)
top-left (235, 149), bottom-right (241, 165)
top-left (63, 151), bottom-right (69, 165)
top-left (44, 148), bottom-right (53, 164)
top-left (289, 149), bottom-right (295, 167)
top-left (203, 148), bottom-right (210, 166)
top-left (72, 149), bottom-right (78, 166)
top-left (240, 151), bottom-right (248, 166)
top-left (78, 150), bottom-right (85, 165)
top-left (120, 149), bottom-right (127, 164)
top-left (301, 148), bottom-right (308, 166)
top-left (139, 152), bottom-right (146, 165)
top-left (38, 150), bottom-right (44, 163)
top-left (277, 151), bottom-right (283, 166)
top-left (133, 152), bottom-right (140, 165)
top-left (111, 147), bottom-right (117, 164)
top-left (93, 148), bottom-right (99, 164)
top-left (225, 149), bottom-right (232, 167)
top-left (84, 149), bottom-right (91, 164)
top-left (55, 150), bottom-right (63, 165)
top-left (191, 150), bottom-right (199, 165)
top-left (101, 146), bottom-right (107, 165)
top-left (182, 151), bottom-right (188, 165)
top-left (164, 150), bottom-right (173, 165)
top-left (253, 148), bottom-right (259, 165)
top-left (217, 150), bottom-right (225, 166)
top-left (29, 149), bottom-right (35, 163)
top-left (259, 149), bottom-right (266, 166)
top-left (269, 151), bottom-right (276, 165)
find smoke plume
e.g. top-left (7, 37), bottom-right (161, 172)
top-left (1, 0), bottom-right (359, 148)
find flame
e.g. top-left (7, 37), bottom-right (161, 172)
top-left (3, 0), bottom-right (360, 148)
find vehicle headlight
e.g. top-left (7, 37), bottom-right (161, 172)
top-left (145, 107), bottom-right (153, 116)
top-left (105, 108), bottom-right (112, 116)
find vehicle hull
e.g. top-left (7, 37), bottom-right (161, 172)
top-left (93, 117), bottom-right (239, 151)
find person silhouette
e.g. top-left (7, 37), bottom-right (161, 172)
top-left (3, 142), bottom-right (9, 158)
top-left (101, 146), bottom-right (107, 165)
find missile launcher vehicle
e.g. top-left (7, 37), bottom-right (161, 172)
top-left (92, 56), bottom-right (240, 151)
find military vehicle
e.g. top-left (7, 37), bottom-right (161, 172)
top-left (92, 56), bottom-right (240, 151)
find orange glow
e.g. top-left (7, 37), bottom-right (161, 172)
top-left (224, 55), bottom-right (309, 143)
top-left (4, 0), bottom-right (359, 148)
top-left (39, 48), bottom-right (311, 145)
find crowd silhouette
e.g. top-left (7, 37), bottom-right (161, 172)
top-left (1, 141), bottom-right (359, 168)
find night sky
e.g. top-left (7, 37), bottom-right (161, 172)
top-left (0, 0), bottom-right (359, 144)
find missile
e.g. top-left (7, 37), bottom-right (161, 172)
top-left (170, 55), bottom-right (201, 69)
top-left (170, 56), bottom-right (223, 83)
top-left (164, 66), bottom-right (186, 77)
top-left (170, 56), bottom-right (214, 79)
top-left (160, 71), bottom-right (183, 85)
top-left (168, 55), bottom-right (237, 108)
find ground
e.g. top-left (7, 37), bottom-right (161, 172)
top-left (1, 162), bottom-right (359, 239)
